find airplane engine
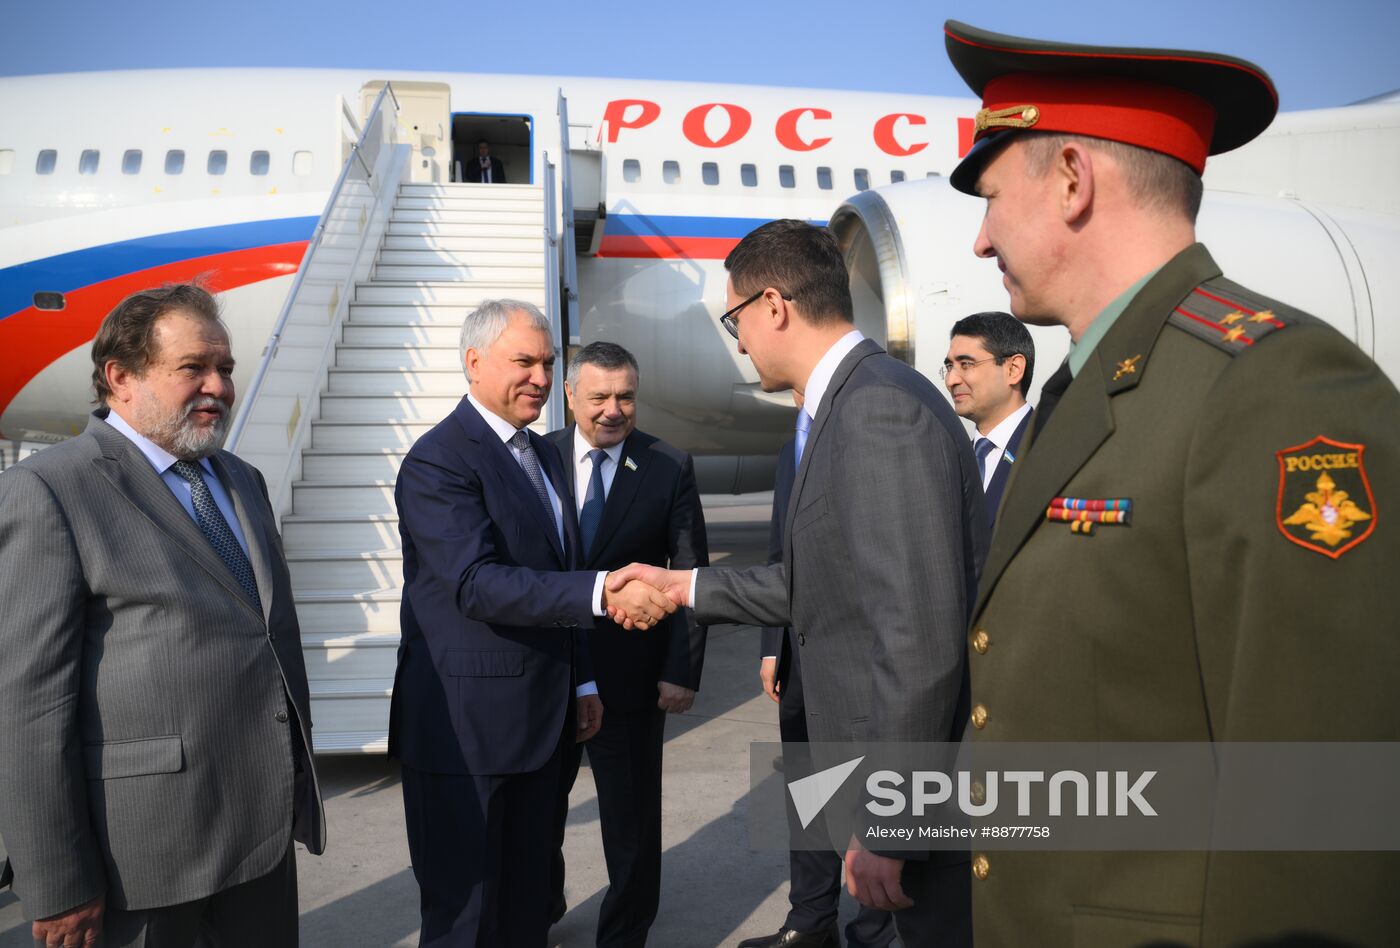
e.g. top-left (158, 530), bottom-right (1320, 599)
top-left (829, 176), bottom-right (1400, 405)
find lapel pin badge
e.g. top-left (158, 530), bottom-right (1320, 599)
top-left (624, 456), bottom-right (638, 472)
top-left (1112, 355), bottom-right (1142, 381)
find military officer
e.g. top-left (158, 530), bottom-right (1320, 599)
top-left (943, 20), bottom-right (1400, 947)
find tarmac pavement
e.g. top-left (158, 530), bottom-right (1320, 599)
top-left (1, 494), bottom-right (878, 947)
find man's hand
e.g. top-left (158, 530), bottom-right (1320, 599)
top-left (759, 656), bottom-right (780, 703)
top-left (605, 564), bottom-right (690, 628)
top-left (657, 681), bottom-right (695, 714)
top-left (577, 693), bottom-right (603, 742)
top-left (601, 577), bottom-right (677, 630)
top-left (844, 835), bottom-right (913, 911)
top-left (33, 895), bottom-right (103, 948)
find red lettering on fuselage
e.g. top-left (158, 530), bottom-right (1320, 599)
top-left (601, 99), bottom-right (662, 143)
top-left (682, 103), bottom-right (753, 148)
top-left (873, 113), bottom-right (928, 157)
top-left (775, 107), bottom-right (833, 151)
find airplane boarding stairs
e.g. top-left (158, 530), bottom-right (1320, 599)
top-left (282, 182), bottom-right (550, 754)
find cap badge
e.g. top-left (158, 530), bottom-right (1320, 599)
top-left (974, 104), bottom-right (1041, 134)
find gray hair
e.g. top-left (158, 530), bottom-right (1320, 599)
top-left (459, 299), bottom-right (553, 380)
top-left (566, 340), bottom-right (640, 388)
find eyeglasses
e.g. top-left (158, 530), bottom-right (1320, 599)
top-left (719, 289), bottom-right (792, 339)
top-left (938, 356), bottom-right (1000, 379)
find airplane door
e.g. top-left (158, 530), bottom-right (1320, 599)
top-left (361, 80), bottom-right (450, 184)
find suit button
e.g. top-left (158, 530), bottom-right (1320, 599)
top-left (972, 854), bottom-right (990, 881)
top-left (970, 780), bottom-right (986, 806)
top-left (275, 709), bottom-right (289, 723)
top-left (971, 629), bottom-right (989, 654)
top-left (971, 704), bottom-right (988, 730)
top-left (797, 632), bottom-right (806, 646)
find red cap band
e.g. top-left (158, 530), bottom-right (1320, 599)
top-left (978, 73), bottom-right (1217, 173)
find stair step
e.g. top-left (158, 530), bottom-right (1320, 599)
top-left (391, 207), bottom-right (542, 225)
top-left (355, 282), bottom-right (546, 305)
top-left (394, 196), bottom-right (544, 214)
top-left (307, 682), bottom-right (392, 746)
top-left (326, 367), bottom-right (466, 395)
top-left (319, 392), bottom-right (460, 421)
top-left (286, 548), bottom-right (404, 593)
top-left (283, 510), bottom-right (403, 546)
top-left (310, 421), bottom-right (436, 449)
top-left (291, 481), bottom-right (399, 516)
top-left (293, 589), bottom-right (403, 635)
top-left (399, 182), bottom-right (541, 198)
top-left (309, 729), bottom-right (390, 756)
top-left (349, 299), bottom-right (543, 322)
top-left (386, 220), bottom-right (540, 239)
top-left (371, 263), bottom-right (546, 283)
top-left (302, 631), bottom-right (400, 681)
top-left (335, 344), bottom-right (462, 370)
top-left (377, 248), bottom-right (544, 268)
top-left (383, 234), bottom-right (540, 252)
top-left (342, 322), bottom-right (461, 346)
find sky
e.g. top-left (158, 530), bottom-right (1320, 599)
top-left (2, 0), bottom-right (1398, 112)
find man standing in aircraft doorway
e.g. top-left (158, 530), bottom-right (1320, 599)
top-left (609, 220), bottom-right (988, 947)
top-left (942, 19), bottom-right (1400, 946)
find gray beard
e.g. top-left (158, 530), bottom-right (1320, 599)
top-left (131, 391), bottom-right (230, 460)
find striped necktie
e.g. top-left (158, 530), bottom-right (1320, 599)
top-left (170, 460), bottom-right (261, 610)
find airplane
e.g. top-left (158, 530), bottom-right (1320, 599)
top-left (3, 68), bottom-right (1397, 750)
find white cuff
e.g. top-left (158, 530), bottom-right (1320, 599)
top-left (761, 656), bottom-right (778, 661)
top-left (576, 681), bottom-right (599, 698)
top-left (688, 568), bottom-right (699, 608)
top-left (592, 571), bottom-right (608, 617)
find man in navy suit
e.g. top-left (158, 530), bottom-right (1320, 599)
top-left (390, 300), bottom-right (676, 947)
top-left (941, 312), bottom-right (1035, 526)
top-left (546, 341), bottom-right (708, 947)
top-left (466, 140), bottom-right (506, 183)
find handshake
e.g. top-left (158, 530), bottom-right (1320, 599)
top-left (600, 564), bottom-right (693, 630)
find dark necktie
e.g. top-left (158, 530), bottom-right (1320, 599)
top-left (509, 429), bottom-right (556, 528)
top-left (794, 409), bottom-right (812, 466)
top-left (1029, 360), bottom-right (1073, 448)
top-left (481, 158), bottom-right (490, 183)
top-left (579, 448), bottom-right (607, 556)
top-left (170, 460), bottom-right (261, 610)
top-left (974, 437), bottom-right (995, 483)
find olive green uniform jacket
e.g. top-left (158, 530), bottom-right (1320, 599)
top-left (968, 244), bottom-right (1400, 947)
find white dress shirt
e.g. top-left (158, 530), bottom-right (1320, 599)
top-left (468, 392), bottom-right (601, 697)
top-left (976, 401), bottom-right (1032, 491)
top-left (104, 408), bottom-right (251, 557)
top-left (571, 429), bottom-right (625, 516)
top-left (706, 328), bottom-right (866, 618)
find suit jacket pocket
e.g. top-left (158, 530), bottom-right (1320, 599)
top-left (448, 649), bottom-right (526, 677)
top-left (83, 735), bottom-right (184, 780)
top-left (790, 493), bottom-right (829, 536)
top-left (1071, 904), bottom-right (1200, 947)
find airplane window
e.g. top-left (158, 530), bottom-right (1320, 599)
top-left (79, 150), bottom-right (100, 175)
top-left (622, 159), bottom-right (641, 183)
top-left (122, 150), bottom-right (142, 175)
top-left (293, 151), bottom-right (314, 176)
top-left (779, 165), bottom-right (795, 189)
top-left (0, 150), bottom-right (13, 175)
top-left (250, 151), bottom-right (270, 176)
top-left (662, 160), bottom-right (680, 184)
top-left (36, 150), bottom-right (57, 175)
top-left (702, 162), bottom-right (719, 186)
top-left (166, 150), bottom-right (185, 174)
top-left (890, 170), bottom-right (905, 183)
top-left (207, 150), bottom-right (228, 175)
top-left (816, 166), bottom-right (832, 190)
top-left (854, 168), bottom-right (870, 191)
top-left (740, 164), bottom-right (758, 187)
top-left (926, 171), bottom-right (941, 178)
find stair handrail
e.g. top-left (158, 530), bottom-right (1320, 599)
top-left (542, 153), bottom-right (565, 432)
top-left (228, 82), bottom-right (399, 452)
top-left (557, 90), bottom-right (579, 339)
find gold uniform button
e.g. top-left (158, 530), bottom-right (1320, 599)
top-left (971, 629), bottom-right (989, 654)
top-left (972, 854), bottom-right (990, 880)
top-left (970, 780), bottom-right (986, 806)
top-left (971, 704), bottom-right (989, 729)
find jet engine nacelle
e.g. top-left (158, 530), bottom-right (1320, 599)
top-left (829, 177), bottom-right (1400, 406)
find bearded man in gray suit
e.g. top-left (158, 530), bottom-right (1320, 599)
top-left (609, 220), bottom-right (986, 947)
top-left (0, 284), bottom-right (324, 948)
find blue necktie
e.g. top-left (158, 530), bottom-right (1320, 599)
top-left (974, 437), bottom-right (995, 483)
top-left (794, 409), bottom-right (812, 466)
top-left (509, 429), bottom-right (556, 528)
top-left (170, 460), bottom-right (261, 610)
top-left (579, 448), bottom-right (607, 556)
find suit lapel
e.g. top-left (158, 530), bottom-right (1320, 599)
top-left (209, 453), bottom-right (274, 624)
top-left (589, 433), bottom-right (644, 565)
top-left (974, 244), bottom-right (1223, 615)
top-left (783, 338), bottom-right (882, 570)
top-left (87, 417), bottom-right (263, 618)
top-left (535, 429), bottom-right (576, 567)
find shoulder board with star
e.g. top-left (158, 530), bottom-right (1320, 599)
top-left (1167, 277), bottom-right (1305, 356)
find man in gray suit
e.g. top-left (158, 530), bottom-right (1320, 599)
top-left (0, 284), bottom-right (324, 947)
top-left (610, 220), bottom-right (986, 946)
